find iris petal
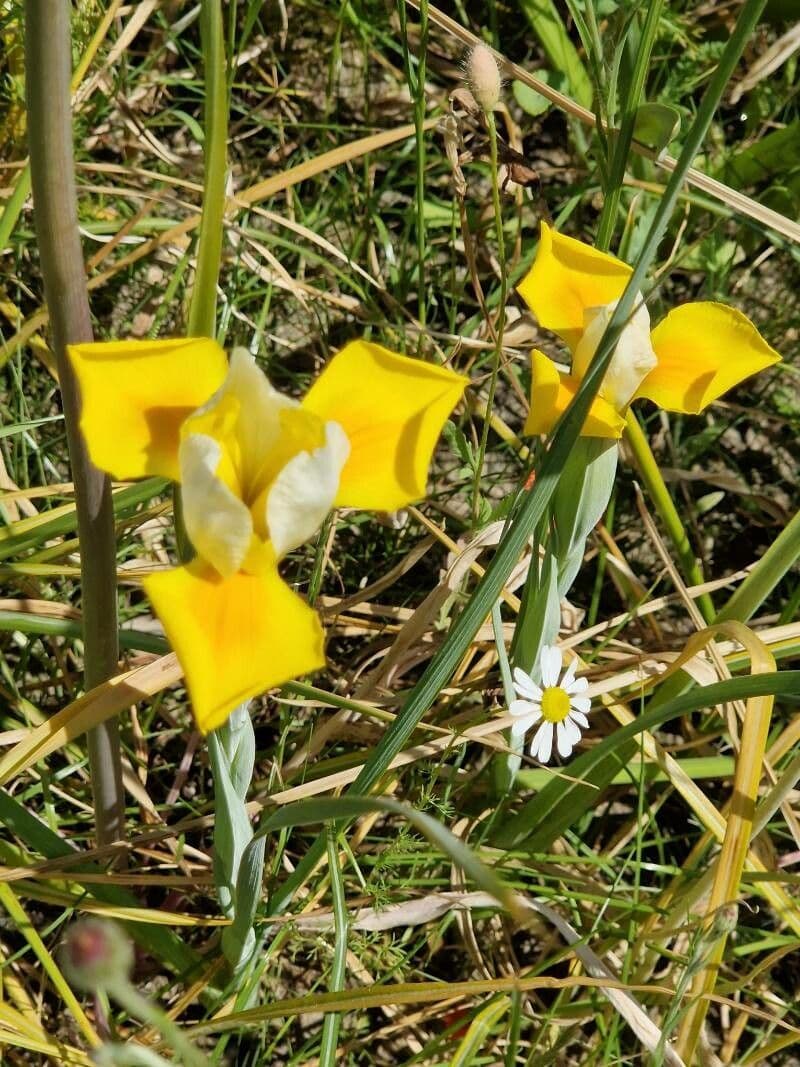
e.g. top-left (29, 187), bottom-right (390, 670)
top-left (266, 421), bottom-right (350, 558)
top-left (524, 350), bottom-right (626, 439)
top-left (637, 302), bottom-right (780, 414)
top-left (68, 337), bottom-right (228, 481)
top-left (144, 554), bottom-right (325, 734)
top-left (179, 433), bottom-right (253, 577)
top-left (517, 223), bottom-right (632, 351)
top-left (302, 340), bottom-right (467, 511)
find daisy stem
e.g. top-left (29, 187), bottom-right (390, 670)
top-left (471, 108), bottom-right (507, 524)
top-left (24, 0), bottom-right (125, 847)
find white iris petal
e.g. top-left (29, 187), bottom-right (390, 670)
top-left (267, 421), bottom-right (350, 558)
top-left (207, 348), bottom-right (297, 485)
top-left (572, 297), bottom-right (657, 412)
top-left (179, 433), bottom-right (253, 577)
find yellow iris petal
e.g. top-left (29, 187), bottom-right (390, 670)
top-left (637, 302), bottom-right (781, 414)
top-left (302, 340), bottom-right (468, 511)
top-left (517, 223), bottom-right (632, 351)
top-left (524, 349), bottom-right (625, 439)
top-left (67, 338), bottom-right (229, 481)
top-left (144, 550), bottom-right (325, 734)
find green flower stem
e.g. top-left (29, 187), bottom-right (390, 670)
top-left (625, 411), bottom-right (715, 622)
top-left (187, 0), bottom-right (228, 337)
top-left (24, 0), bottom-right (125, 847)
top-left (471, 109), bottom-right (507, 524)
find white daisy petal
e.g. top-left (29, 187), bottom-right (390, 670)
top-left (567, 675), bottom-right (589, 694)
top-left (528, 722), bottom-right (544, 760)
top-left (563, 716), bottom-right (582, 746)
top-left (510, 716), bottom-right (530, 751)
top-left (534, 721), bottom-right (554, 763)
top-left (561, 658), bottom-right (578, 688)
top-left (556, 720), bottom-right (574, 758)
top-left (568, 709), bottom-right (590, 730)
top-left (540, 645), bottom-right (562, 688)
top-left (570, 695), bottom-right (591, 715)
top-left (512, 667), bottom-right (542, 701)
top-left (509, 699), bottom-right (538, 718)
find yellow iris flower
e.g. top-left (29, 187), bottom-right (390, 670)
top-left (68, 338), bottom-right (467, 733)
top-left (517, 223), bottom-right (781, 438)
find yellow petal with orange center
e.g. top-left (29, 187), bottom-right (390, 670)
top-left (302, 340), bottom-right (468, 511)
top-left (524, 349), bottom-right (625, 439)
top-left (144, 549), bottom-right (325, 734)
top-left (636, 302), bottom-right (781, 414)
top-left (517, 223), bottom-right (632, 351)
top-left (67, 338), bottom-right (229, 481)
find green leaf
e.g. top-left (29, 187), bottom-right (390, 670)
top-left (632, 103), bottom-right (681, 155)
top-left (717, 119), bottom-right (800, 192)
top-left (517, 0), bottom-right (594, 108)
top-left (512, 71), bottom-right (567, 117)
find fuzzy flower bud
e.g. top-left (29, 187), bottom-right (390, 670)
top-left (61, 918), bottom-right (133, 992)
top-left (465, 43), bottom-right (501, 113)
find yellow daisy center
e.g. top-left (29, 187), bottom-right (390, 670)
top-left (541, 686), bottom-right (570, 724)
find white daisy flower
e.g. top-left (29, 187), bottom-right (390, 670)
top-left (509, 645), bottom-right (590, 764)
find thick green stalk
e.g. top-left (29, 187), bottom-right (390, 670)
top-left (266, 0), bottom-right (769, 920)
top-left (187, 0), bottom-right (228, 337)
top-left (24, 0), bottom-right (124, 846)
top-left (625, 411), bottom-right (716, 622)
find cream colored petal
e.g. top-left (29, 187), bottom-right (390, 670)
top-left (572, 297), bottom-right (657, 412)
top-left (179, 433), bottom-right (253, 577)
top-left (189, 347), bottom-right (297, 494)
top-left (266, 421), bottom-right (350, 558)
